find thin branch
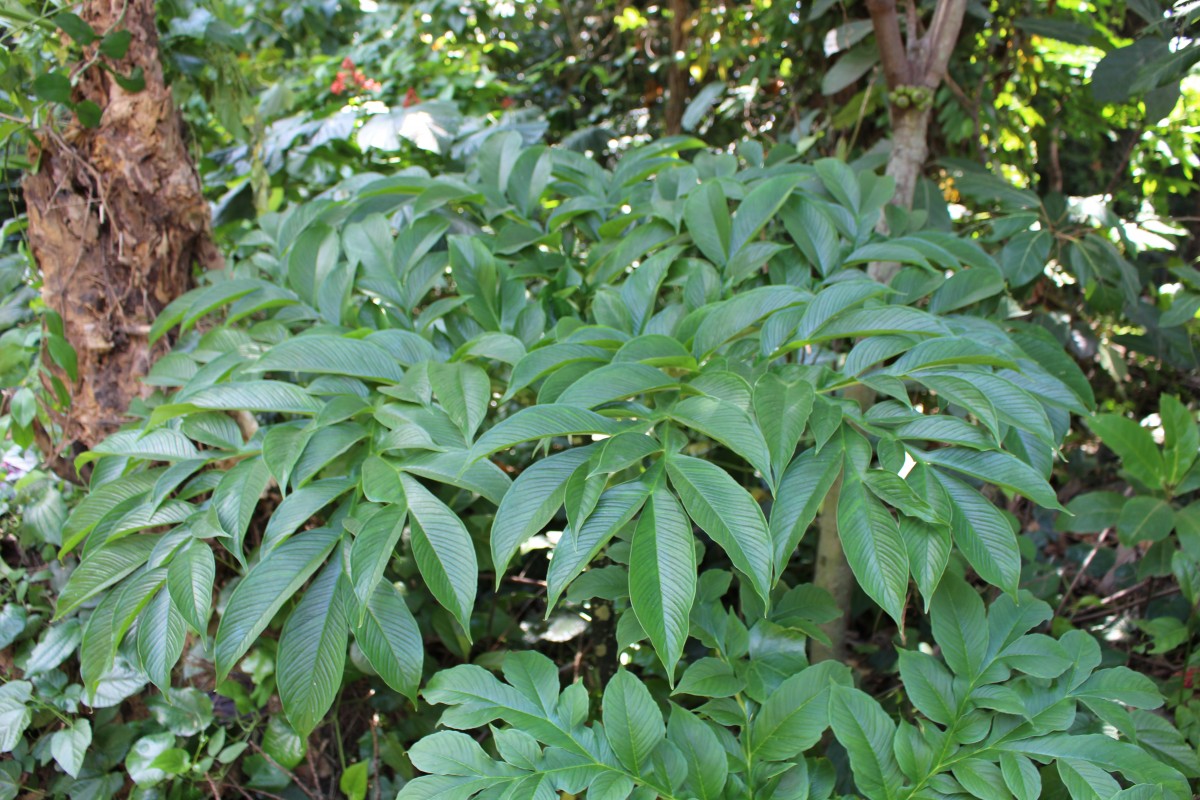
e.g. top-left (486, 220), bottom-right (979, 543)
top-left (920, 0), bottom-right (968, 87)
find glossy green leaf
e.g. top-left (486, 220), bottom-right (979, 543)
top-left (837, 467), bottom-right (909, 625)
top-left (277, 557), bottom-right (350, 737)
top-left (214, 529), bottom-right (339, 681)
top-left (629, 489), bottom-right (696, 679)
top-left (400, 474), bottom-right (477, 636)
top-left (602, 669), bottom-right (665, 775)
top-left (667, 454), bottom-right (773, 605)
top-left (829, 685), bottom-right (903, 800)
top-left (356, 582), bottom-right (423, 703)
top-left (165, 538), bottom-right (213, 633)
top-left (57, 535), bottom-right (158, 618)
top-left (490, 445), bottom-right (595, 580)
top-left (471, 406), bottom-right (626, 461)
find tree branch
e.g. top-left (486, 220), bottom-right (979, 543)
top-left (920, 0), bottom-right (968, 87)
top-left (868, 0), bottom-right (911, 89)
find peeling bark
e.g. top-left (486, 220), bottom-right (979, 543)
top-left (23, 0), bottom-right (220, 458)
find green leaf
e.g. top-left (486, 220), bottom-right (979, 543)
top-left (669, 395), bottom-right (773, 481)
top-left (1000, 753), bottom-right (1042, 800)
top-left (922, 448), bottom-right (1064, 510)
top-left (50, 719), bottom-right (91, 778)
top-left (752, 661), bottom-right (846, 760)
top-left (400, 474), bottom-right (477, 636)
top-left (829, 685), bottom-right (902, 800)
top-left (261, 477), bottom-right (355, 552)
top-left (898, 517), bottom-right (951, 607)
top-left (999, 633), bottom-right (1072, 678)
top-left (214, 529), bottom-right (339, 681)
top-left (692, 285), bottom-right (807, 357)
top-left (185, 381), bottom-right (323, 415)
top-left (33, 72), bottom-right (71, 104)
top-left (1161, 395), bottom-right (1199, 486)
top-left (863, 470), bottom-right (944, 525)
top-left (0, 682), bottom-right (31, 753)
top-left (602, 669), bottom-right (665, 775)
top-left (167, 539), bottom-right (215, 635)
top-left (928, 267), bottom-right (1006, 313)
top-left (137, 588), bottom-right (185, 691)
top-left (667, 454), bottom-right (773, 605)
top-left (73, 99), bottom-right (101, 128)
top-left (504, 343), bottom-right (612, 401)
top-left (213, 457), bottom-right (271, 562)
top-left (277, 557), bottom-right (350, 737)
top-left (556, 362), bottom-right (676, 408)
top-left (546, 481), bottom-right (648, 608)
top-left (821, 45), bottom-right (878, 95)
top-left (1057, 491), bottom-right (1126, 533)
top-left (753, 374), bottom-right (814, 485)
top-left (252, 335), bottom-right (403, 383)
top-left (99, 29), bottom-right (132, 59)
top-left (769, 444), bottom-right (843, 571)
top-left (57, 535), bottom-right (157, 618)
top-left (730, 175), bottom-right (799, 256)
top-left (673, 657), bottom-right (744, 699)
top-left (60, 470), bottom-right (162, 556)
top-left (629, 489), bottom-right (696, 679)
top-left (1086, 414), bottom-right (1164, 489)
top-left (490, 446), bottom-right (595, 580)
top-left (24, 620), bottom-right (82, 674)
top-left (896, 650), bottom-right (955, 725)
top-left (667, 705), bottom-right (726, 800)
top-left (837, 467), bottom-right (909, 625)
top-left (55, 12), bottom-right (95, 43)
top-left (399, 450), bottom-right (512, 505)
top-left (349, 505), bottom-right (407, 610)
top-left (684, 181), bottom-right (732, 266)
top-left (340, 762), bottom-right (369, 800)
top-left (429, 361), bottom-right (491, 438)
top-left (1073, 667), bottom-right (1163, 709)
top-left (1000, 229), bottom-right (1052, 287)
top-left (935, 472), bottom-right (1021, 594)
top-left (930, 575), bottom-right (987, 680)
top-left (1058, 759), bottom-right (1120, 800)
top-left (1116, 496), bottom-right (1175, 545)
top-left (471, 406), bottom-right (626, 461)
top-left (356, 582), bottom-right (423, 704)
top-left (809, 306), bottom-right (947, 342)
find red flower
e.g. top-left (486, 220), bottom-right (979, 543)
top-left (330, 77), bottom-right (346, 95)
top-left (403, 88), bottom-right (420, 107)
top-left (341, 57), bottom-right (355, 70)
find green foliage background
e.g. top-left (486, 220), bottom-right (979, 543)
top-left (0, 0), bottom-right (1198, 798)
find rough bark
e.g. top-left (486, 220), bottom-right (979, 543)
top-left (664, 0), bottom-right (689, 136)
top-left (24, 0), bottom-right (220, 459)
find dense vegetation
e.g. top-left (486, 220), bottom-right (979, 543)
top-left (0, 0), bottom-right (1198, 799)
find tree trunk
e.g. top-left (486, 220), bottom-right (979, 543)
top-left (24, 0), bottom-right (220, 459)
top-left (664, 0), bottom-right (689, 136)
top-left (884, 107), bottom-right (931, 214)
top-left (811, 476), bottom-right (851, 662)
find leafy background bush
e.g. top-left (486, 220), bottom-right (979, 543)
top-left (0, 0), bottom-right (1198, 798)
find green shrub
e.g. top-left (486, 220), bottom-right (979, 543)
top-left (9, 135), bottom-right (1194, 797)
